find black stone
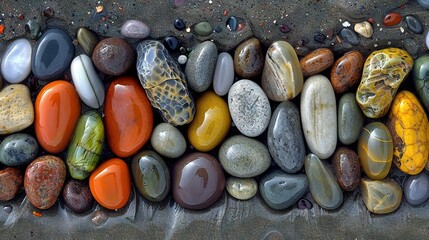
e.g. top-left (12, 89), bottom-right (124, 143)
top-left (405, 15), bottom-right (424, 34)
top-left (174, 18), bottom-right (185, 31)
top-left (313, 31), bottom-right (326, 43)
top-left (163, 36), bottom-right (181, 51)
top-left (226, 16), bottom-right (238, 31)
top-left (339, 27), bottom-right (360, 45)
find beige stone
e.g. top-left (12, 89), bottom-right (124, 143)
top-left (354, 21), bottom-right (373, 38)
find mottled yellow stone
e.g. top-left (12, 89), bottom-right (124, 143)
top-left (387, 90), bottom-right (429, 175)
top-left (0, 84), bottom-right (34, 134)
top-left (360, 178), bottom-right (402, 214)
top-left (356, 48), bottom-right (413, 118)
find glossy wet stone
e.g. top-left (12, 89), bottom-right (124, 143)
top-left (92, 38), bottom-right (135, 76)
top-left (89, 158), bottom-right (131, 210)
top-left (213, 52), bottom-right (234, 96)
top-left (136, 40), bottom-right (195, 126)
top-left (330, 50), bottom-right (364, 94)
top-left (91, 210), bottom-right (108, 226)
top-left (185, 41), bottom-right (218, 92)
top-left (331, 147), bottom-right (361, 191)
top-left (104, 76), bottom-right (153, 158)
top-left (0, 84), bottom-right (34, 135)
top-left (188, 91), bottom-right (230, 152)
top-left (0, 168), bottom-right (23, 201)
top-left (32, 28), bottom-right (75, 80)
top-left (383, 12), bottom-right (402, 27)
top-left (360, 178), bottom-right (402, 214)
top-left (35, 81), bottom-right (81, 154)
top-left (404, 15), bottom-right (423, 34)
top-left (413, 55), bottom-right (429, 112)
top-left (172, 152), bottom-right (225, 210)
top-left (226, 16), bottom-right (238, 31)
top-left (403, 172), bottom-right (429, 206)
top-left (1, 38), bottom-right (32, 83)
top-left (24, 155), bottom-right (66, 210)
top-left (25, 20), bottom-right (41, 40)
top-left (338, 92), bottom-right (364, 145)
top-left (338, 28), bottom-right (360, 45)
top-left (300, 48), bottom-right (334, 77)
top-left (121, 19), bottom-right (151, 39)
top-left (354, 21), bottom-right (373, 38)
top-left (234, 38), bottom-right (264, 78)
top-left (305, 154), bottom-right (343, 210)
top-left (358, 122), bottom-right (393, 180)
top-left (356, 48), bottom-right (413, 118)
top-left (151, 123), bottom-right (186, 158)
top-left (268, 101), bottom-right (305, 173)
top-left (418, 0), bottom-right (429, 8)
top-left (0, 133), bottom-right (38, 167)
top-left (228, 79), bottom-right (271, 137)
top-left (301, 75), bottom-right (337, 159)
top-left (174, 18), bottom-right (185, 30)
top-left (219, 135), bottom-right (271, 178)
top-left (259, 170), bottom-right (308, 210)
top-left (386, 91), bottom-right (429, 175)
top-left (163, 36), bottom-right (181, 51)
top-left (193, 21), bottom-right (213, 36)
top-left (131, 150), bottom-right (170, 202)
top-left (77, 27), bottom-right (99, 56)
top-left (62, 179), bottom-right (94, 213)
top-left (261, 41), bottom-right (303, 101)
top-left (226, 177), bottom-right (257, 200)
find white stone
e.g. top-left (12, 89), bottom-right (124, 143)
top-left (120, 20), bottom-right (150, 39)
top-left (70, 54), bottom-right (105, 108)
top-left (300, 75), bottom-right (337, 159)
top-left (1, 39), bottom-right (32, 83)
top-left (213, 52), bottom-right (234, 96)
top-left (178, 55), bottom-right (187, 65)
top-left (354, 21), bottom-right (373, 38)
top-left (228, 79), bottom-right (271, 137)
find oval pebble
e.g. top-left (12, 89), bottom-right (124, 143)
top-left (0, 133), bottom-right (38, 167)
top-left (228, 79), bottom-right (271, 137)
top-left (300, 48), bottom-right (334, 77)
top-left (418, 0), bottom-right (429, 9)
top-left (1, 38), bottom-right (32, 83)
top-left (193, 21), bottom-right (213, 36)
top-left (62, 179), bottom-right (94, 213)
top-left (151, 123), bottom-right (187, 159)
top-left (92, 38), bottom-right (135, 76)
top-left (339, 28), bottom-right (360, 45)
top-left (234, 38), bottom-right (264, 78)
top-left (213, 52), bottom-right (234, 96)
top-left (121, 19), bottom-right (151, 39)
top-left (331, 147), bottom-right (361, 191)
top-left (0, 167), bottom-right (23, 201)
top-left (338, 92), bottom-right (364, 145)
top-left (403, 172), bottom-right (429, 206)
top-left (405, 15), bottom-right (423, 34)
top-left (185, 41), bottom-right (218, 92)
top-left (330, 50), bottom-right (364, 94)
top-left (226, 177), bottom-right (257, 200)
top-left (77, 27), bottom-right (99, 56)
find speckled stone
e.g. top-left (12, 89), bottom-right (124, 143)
top-left (226, 177), bottom-right (258, 200)
top-left (360, 178), bottom-right (402, 214)
top-left (193, 22), bottom-right (213, 36)
top-left (77, 27), bottom-right (99, 56)
top-left (331, 147), bottom-right (361, 191)
top-left (213, 52), bottom-right (234, 96)
top-left (228, 79), bottom-right (271, 137)
top-left (150, 123), bottom-right (187, 159)
top-left (330, 50), bottom-right (365, 94)
top-left (219, 135), bottom-right (271, 178)
top-left (259, 170), bottom-right (308, 210)
top-left (234, 38), bottom-right (264, 78)
top-left (268, 101), bottom-right (305, 173)
top-left (62, 179), bottom-right (94, 213)
top-left (92, 38), bottom-right (135, 76)
top-left (120, 20), bottom-right (151, 39)
top-left (185, 41), bottom-right (218, 92)
top-left (338, 92), bottom-right (364, 145)
top-left (339, 28), bottom-right (360, 45)
top-left (0, 133), bottom-right (38, 167)
top-left (300, 48), bottom-right (334, 77)
top-left (0, 167), bottom-right (23, 201)
top-left (403, 172), bottom-right (429, 206)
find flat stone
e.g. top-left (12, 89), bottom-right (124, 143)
top-left (185, 41), bottom-right (218, 92)
top-left (300, 48), bottom-right (334, 77)
top-left (121, 19), bottom-right (151, 39)
top-left (330, 50), bottom-right (364, 94)
top-left (338, 92), bottom-right (364, 145)
top-left (92, 37), bottom-right (135, 76)
top-left (339, 27), bottom-right (360, 45)
top-left (413, 54), bottom-right (429, 112)
top-left (0, 167), bottom-right (23, 201)
top-left (77, 27), bottom-right (99, 56)
top-left (360, 178), bottom-right (402, 214)
top-left (331, 147), bottom-right (361, 191)
top-left (193, 21), bottom-right (213, 36)
top-left (234, 38), bottom-right (264, 78)
top-left (213, 52), bottom-right (234, 96)
top-left (403, 172), bottom-right (429, 206)
top-left (151, 123), bottom-right (187, 159)
top-left (1, 38), bottom-right (32, 83)
top-left (226, 177), bottom-right (258, 200)
top-left (0, 133), bottom-right (38, 167)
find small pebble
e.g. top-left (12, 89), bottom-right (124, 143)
top-left (43, 7), bottom-right (55, 17)
top-left (120, 20), bottom-right (151, 39)
top-left (92, 210), bottom-right (108, 226)
top-left (297, 198), bottom-right (313, 210)
top-left (383, 12), bottom-right (402, 27)
top-left (174, 18), bottom-right (186, 30)
top-left (178, 55), bottom-right (187, 65)
top-left (226, 16), bottom-right (238, 31)
top-left (226, 177), bottom-right (258, 200)
top-left (404, 15), bottom-right (424, 34)
top-left (163, 36), bottom-right (181, 51)
top-left (25, 20), bottom-right (41, 39)
top-left (339, 28), bottom-right (360, 45)
top-left (214, 26), bottom-right (222, 33)
top-left (279, 24), bottom-right (291, 33)
top-left (194, 21), bottom-right (213, 36)
top-left (314, 32), bottom-right (326, 43)
top-left (77, 27), bottom-right (99, 56)
top-left (3, 205), bottom-right (13, 213)
top-left (354, 21), bottom-right (373, 38)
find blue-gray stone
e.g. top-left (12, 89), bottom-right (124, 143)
top-left (338, 92), bottom-right (364, 145)
top-left (226, 16), bottom-right (238, 31)
top-left (403, 172), bottom-right (429, 206)
top-left (405, 15), bottom-right (424, 34)
top-left (0, 133), bottom-right (38, 167)
top-left (185, 41), bottom-right (218, 92)
top-left (339, 28), bottom-right (360, 46)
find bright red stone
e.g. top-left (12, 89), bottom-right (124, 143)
top-left (383, 12), bottom-right (402, 27)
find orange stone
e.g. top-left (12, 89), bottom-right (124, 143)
top-left (35, 80), bottom-right (81, 153)
top-left (89, 158), bottom-right (131, 210)
top-left (383, 12), bottom-right (402, 27)
top-left (104, 76), bottom-right (154, 157)
top-left (300, 48), bottom-right (334, 77)
top-left (330, 50), bottom-right (365, 94)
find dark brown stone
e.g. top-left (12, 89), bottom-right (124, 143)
top-left (234, 37), bottom-right (264, 78)
top-left (0, 167), bottom-right (23, 201)
top-left (331, 147), bottom-right (361, 191)
top-left (62, 179), bottom-right (94, 213)
top-left (330, 50), bottom-right (364, 94)
top-left (92, 38), bottom-right (136, 76)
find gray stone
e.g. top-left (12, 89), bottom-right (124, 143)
top-left (226, 177), bottom-right (258, 200)
top-left (403, 172), bottom-right (429, 206)
top-left (185, 41), bottom-right (218, 92)
top-left (150, 123), bottom-right (187, 159)
top-left (0, 133), bottom-right (38, 167)
top-left (213, 52), bottom-right (234, 96)
top-left (120, 20), bottom-right (151, 39)
top-left (338, 92), bottom-right (364, 145)
top-left (193, 22), bottom-right (213, 36)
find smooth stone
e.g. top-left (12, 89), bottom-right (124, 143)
top-left (413, 54), bottom-right (429, 112)
top-left (35, 81), bottom-right (81, 154)
top-left (300, 48), bottom-right (334, 77)
top-left (131, 150), bottom-right (170, 202)
top-left (193, 21), bottom-right (213, 36)
top-left (228, 79), bottom-right (271, 137)
top-left (383, 12), bottom-right (402, 27)
top-left (70, 54), bottom-right (105, 108)
top-left (404, 15), bottom-right (423, 34)
top-left (213, 52), bottom-right (234, 96)
top-left (386, 91), bottom-right (429, 175)
top-left (339, 28), bottom-right (360, 45)
top-left (120, 19), bottom-right (151, 39)
top-left (104, 76), bottom-right (153, 158)
top-left (89, 158), bottom-right (131, 210)
top-left (226, 16), bottom-right (238, 31)
top-left (185, 41), bottom-right (218, 92)
top-left (136, 40), bottom-right (195, 126)
top-left (267, 101), bottom-right (305, 173)
top-left (32, 28), bottom-right (75, 80)
top-left (66, 111), bottom-right (104, 180)
top-left (305, 154), bottom-right (343, 210)
top-left (174, 18), bottom-right (186, 30)
top-left (24, 155), bottom-right (66, 210)
top-left (163, 36), bottom-right (181, 51)
top-left (360, 178), bottom-right (402, 214)
top-left (417, 0), bottom-right (429, 9)
top-left (261, 41), bottom-right (303, 101)
top-left (219, 135), bottom-right (271, 178)
top-left (178, 55), bottom-right (187, 65)
top-left (188, 91), bottom-right (230, 151)
top-left (338, 92), bottom-right (364, 145)
top-left (356, 48), bottom-right (413, 118)
top-left (172, 152), bottom-right (225, 210)
top-left (259, 170), bottom-right (308, 210)
top-left (358, 122), bottom-right (393, 180)
top-left (62, 179), bottom-right (94, 213)
top-left (77, 27), bottom-right (99, 56)
top-left (403, 172), bottom-right (429, 206)
top-left (330, 50), bottom-right (364, 94)
top-left (151, 123), bottom-right (186, 158)
top-left (226, 177), bottom-right (257, 200)
top-left (427, 31), bottom-right (429, 49)
top-left (0, 133), bottom-right (38, 167)
top-left (0, 168), bottom-right (23, 201)
top-left (300, 75), bottom-right (337, 159)
top-left (331, 147), bottom-right (361, 191)
top-left (25, 20), bottom-right (41, 40)
top-left (354, 21), bottom-right (373, 38)
top-left (0, 84), bottom-right (34, 135)
top-left (92, 38), bottom-right (135, 76)
top-left (234, 38), bottom-right (264, 78)
top-left (91, 210), bottom-right (108, 226)
top-left (1, 38), bottom-right (32, 83)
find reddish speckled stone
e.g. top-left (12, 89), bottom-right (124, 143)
top-left (300, 48), bottom-right (334, 77)
top-left (330, 50), bottom-right (365, 94)
top-left (383, 12), bottom-right (402, 27)
top-left (331, 147), bottom-right (361, 191)
top-left (0, 167), bottom-right (23, 201)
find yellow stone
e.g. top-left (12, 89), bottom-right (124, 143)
top-left (360, 178), bottom-right (402, 214)
top-left (0, 84), bottom-right (34, 134)
top-left (387, 90), bottom-right (429, 175)
top-left (188, 91), bottom-right (231, 151)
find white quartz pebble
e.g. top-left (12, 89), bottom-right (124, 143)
top-left (213, 52), bottom-right (234, 96)
top-left (1, 39), bottom-right (32, 83)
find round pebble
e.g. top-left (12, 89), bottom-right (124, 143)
top-left (3, 205), bottom-right (13, 214)
top-left (178, 55), bottom-right (187, 64)
top-left (120, 19), bottom-right (151, 39)
top-left (330, 50), bottom-right (364, 94)
top-left (226, 177), bottom-right (258, 200)
top-left (194, 21), bottom-right (213, 36)
top-left (151, 123), bottom-right (187, 158)
top-left (360, 178), bottom-right (402, 214)
top-left (0, 133), bottom-right (39, 167)
top-left (339, 28), bottom-right (360, 45)
top-left (404, 15), bottom-right (423, 34)
top-left (0, 168), bottom-right (23, 201)
top-left (174, 18), bottom-right (186, 30)
top-left (185, 41), bottom-right (217, 92)
top-left (403, 172), bottom-right (429, 206)
top-left (62, 179), bottom-right (94, 213)
top-left (92, 38), bottom-right (135, 76)
top-left (313, 32), bottom-right (326, 43)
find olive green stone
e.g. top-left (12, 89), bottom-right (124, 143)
top-left (77, 27), bottom-right (99, 56)
top-left (25, 20), bottom-right (41, 40)
top-left (305, 153), bottom-right (343, 210)
top-left (338, 92), bottom-right (364, 145)
top-left (413, 54), bottom-right (429, 112)
top-left (360, 178), bottom-right (402, 214)
top-left (194, 22), bottom-right (213, 36)
top-left (226, 177), bottom-right (258, 200)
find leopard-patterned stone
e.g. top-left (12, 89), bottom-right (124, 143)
top-left (136, 40), bottom-right (195, 126)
